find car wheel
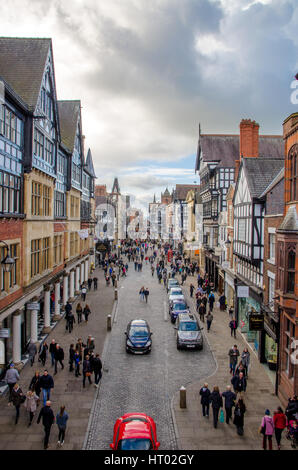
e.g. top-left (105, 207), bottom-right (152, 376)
top-left (177, 342), bottom-right (181, 350)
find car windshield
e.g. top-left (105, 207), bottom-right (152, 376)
top-left (179, 322), bottom-right (198, 331)
top-left (129, 326), bottom-right (149, 337)
top-left (118, 438), bottom-right (153, 450)
top-left (171, 290), bottom-right (182, 295)
top-left (174, 303), bottom-right (187, 311)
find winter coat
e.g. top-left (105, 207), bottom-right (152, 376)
top-left (30, 375), bottom-right (41, 395)
top-left (11, 386), bottom-right (24, 406)
top-left (222, 390), bottom-right (236, 409)
top-left (56, 411), bottom-right (69, 429)
top-left (229, 320), bottom-right (238, 330)
top-left (49, 343), bottom-right (56, 354)
top-left (228, 348), bottom-right (240, 365)
top-left (261, 415), bottom-right (274, 436)
top-left (233, 403), bottom-right (246, 427)
top-left (24, 392), bottom-right (39, 412)
top-left (241, 351), bottom-right (250, 367)
top-left (65, 303), bottom-right (72, 314)
top-left (209, 391), bottom-right (223, 409)
top-left (273, 412), bottom-right (287, 430)
top-left (199, 387), bottom-right (211, 405)
top-left (4, 368), bottom-right (20, 384)
top-left (92, 357), bottom-right (102, 373)
top-left (206, 314), bottom-right (213, 323)
top-left (39, 374), bottom-right (54, 390)
top-left (28, 343), bottom-right (37, 357)
top-left (83, 359), bottom-right (91, 373)
top-left (231, 375), bottom-right (247, 392)
top-left (37, 406), bottom-right (55, 427)
top-left (54, 347), bottom-right (64, 361)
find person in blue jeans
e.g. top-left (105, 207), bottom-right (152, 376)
top-left (228, 345), bottom-right (240, 376)
top-left (39, 370), bottom-right (54, 406)
top-left (56, 405), bottom-right (69, 447)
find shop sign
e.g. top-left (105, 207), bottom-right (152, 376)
top-left (26, 303), bottom-right (40, 311)
top-left (249, 313), bottom-right (264, 331)
top-left (0, 328), bottom-right (10, 338)
top-left (237, 286), bottom-right (249, 298)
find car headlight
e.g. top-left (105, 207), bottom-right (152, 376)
top-left (145, 340), bottom-right (152, 347)
top-left (127, 340), bottom-right (133, 347)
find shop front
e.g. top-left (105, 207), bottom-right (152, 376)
top-left (236, 284), bottom-right (262, 354)
top-left (224, 270), bottom-right (235, 310)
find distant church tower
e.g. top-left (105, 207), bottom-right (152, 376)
top-left (161, 188), bottom-right (172, 205)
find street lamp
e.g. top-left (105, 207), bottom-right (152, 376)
top-left (0, 241), bottom-right (15, 272)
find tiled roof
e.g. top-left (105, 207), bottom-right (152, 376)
top-left (0, 37), bottom-right (51, 111)
top-left (195, 134), bottom-right (284, 171)
top-left (58, 100), bottom-right (81, 153)
top-left (279, 205), bottom-right (298, 232)
top-left (85, 148), bottom-right (96, 178)
top-left (242, 158), bottom-right (284, 198)
top-left (174, 184), bottom-right (200, 201)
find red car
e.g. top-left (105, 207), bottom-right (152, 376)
top-left (110, 413), bottom-right (160, 450)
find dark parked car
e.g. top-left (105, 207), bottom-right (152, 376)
top-left (169, 300), bottom-right (189, 323)
top-left (125, 319), bottom-right (152, 354)
top-left (174, 313), bottom-right (203, 350)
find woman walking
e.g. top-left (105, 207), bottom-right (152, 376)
top-left (273, 407), bottom-right (287, 450)
top-left (24, 389), bottom-right (39, 426)
top-left (39, 342), bottom-right (48, 367)
top-left (260, 409), bottom-right (275, 450)
top-left (241, 348), bottom-right (251, 377)
top-left (76, 303), bottom-right (83, 324)
top-left (56, 405), bottom-right (69, 447)
top-left (139, 286), bottom-right (145, 301)
top-left (209, 386), bottom-right (223, 429)
top-left (11, 383), bottom-right (25, 425)
top-left (83, 304), bottom-right (91, 323)
top-left (29, 370), bottom-right (42, 398)
top-left (233, 398), bottom-right (246, 436)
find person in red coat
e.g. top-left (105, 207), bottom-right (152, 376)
top-left (273, 407), bottom-right (287, 450)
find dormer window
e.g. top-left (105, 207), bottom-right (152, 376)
top-left (287, 248), bottom-right (296, 293)
top-left (289, 145), bottom-right (298, 202)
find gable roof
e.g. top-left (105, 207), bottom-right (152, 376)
top-left (242, 157), bottom-right (284, 199)
top-left (111, 177), bottom-right (120, 194)
top-left (0, 37), bottom-right (51, 111)
top-left (84, 148), bottom-right (96, 178)
top-left (173, 184), bottom-right (200, 201)
top-left (195, 133), bottom-right (284, 171)
top-left (58, 100), bottom-right (81, 153)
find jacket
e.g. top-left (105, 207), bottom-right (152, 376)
top-left (49, 343), bottom-right (56, 354)
top-left (56, 411), bottom-right (69, 428)
top-left (92, 357), bottom-right (102, 373)
top-left (83, 359), bottom-right (91, 373)
top-left (209, 391), bottom-right (223, 409)
top-left (11, 386), bottom-right (24, 406)
top-left (233, 403), bottom-right (246, 427)
top-left (228, 348), bottom-right (240, 365)
top-left (37, 406), bottom-right (55, 427)
top-left (54, 347), bottom-right (64, 361)
top-left (28, 343), bottom-right (37, 357)
top-left (222, 390), bottom-right (236, 408)
top-left (231, 375), bottom-right (247, 392)
top-left (4, 368), bottom-right (20, 384)
top-left (273, 412), bottom-right (287, 429)
top-left (241, 351), bottom-right (250, 367)
top-left (199, 387), bottom-right (211, 405)
top-left (261, 415), bottom-right (274, 436)
top-left (39, 374), bottom-right (54, 390)
top-left (30, 375), bottom-right (41, 395)
top-left (24, 392), bottom-right (39, 412)
top-left (229, 320), bottom-right (238, 330)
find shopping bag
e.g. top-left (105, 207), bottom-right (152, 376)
top-left (219, 409), bottom-right (225, 424)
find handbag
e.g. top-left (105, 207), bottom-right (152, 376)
top-left (86, 372), bottom-right (91, 377)
top-left (219, 409), bottom-right (225, 423)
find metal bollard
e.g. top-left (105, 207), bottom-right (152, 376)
top-left (107, 314), bottom-right (112, 331)
top-left (115, 280), bottom-right (118, 288)
top-left (114, 289), bottom-right (118, 300)
top-left (180, 386), bottom-right (186, 409)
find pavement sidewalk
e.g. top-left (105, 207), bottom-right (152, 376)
top-left (171, 275), bottom-right (293, 451)
top-left (0, 265), bottom-right (115, 450)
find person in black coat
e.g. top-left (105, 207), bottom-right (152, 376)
top-left (69, 344), bottom-right (75, 372)
top-left (92, 354), bottom-right (103, 388)
top-left (54, 344), bottom-right (64, 375)
top-left (37, 401), bottom-right (55, 450)
top-left (39, 370), bottom-right (54, 406)
top-left (30, 371), bottom-right (42, 397)
top-left (233, 399), bottom-right (246, 436)
top-left (83, 355), bottom-right (92, 388)
top-left (222, 386), bottom-right (236, 424)
top-left (209, 386), bottom-right (223, 428)
top-left (231, 372), bottom-right (247, 399)
top-left (11, 383), bottom-right (24, 424)
top-left (199, 383), bottom-right (211, 418)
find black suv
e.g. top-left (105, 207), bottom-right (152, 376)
top-left (174, 313), bottom-right (203, 350)
top-left (125, 319), bottom-right (152, 354)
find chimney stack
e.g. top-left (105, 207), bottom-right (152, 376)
top-left (240, 119), bottom-right (259, 159)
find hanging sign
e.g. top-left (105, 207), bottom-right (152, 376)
top-left (249, 313), bottom-right (264, 331)
top-left (0, 328), bottom-right (10, 338)
top-left (237, 286), bottom-right (249, 298)
top-left (26, 302), bottom-right (40, 311)
top-left (78, 229), bottom-right (89, 239)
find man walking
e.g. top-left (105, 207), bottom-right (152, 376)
top-left (206, 312), bottom-right (213, 332)
top-left (28, 341), bottom-right (37, 366)
top-left (144, 288), bottom-right (149, 303)
top-left (222, 385), bottom-right (236, 424)
top-left (229, 318), bottom-right (238, 338)
top-left (228, 345), bottom-right (240, 375)
top-left (231, 371), bottom-right (247, 399)
top-left (54, 344), bottom-right (64, 375)
top-left (4, 363), bottom-right (20, 403)
top-left (92, 353), bottom-right (103, 388)
top-left (93, 277), bottom-right (98, 290)
top-left (39, 370), bottom-right (54, 406)
top-left (37, 400), bottom-right (55, 450)
top-left (49, 339), bottom-right (56, 367)
top-left (199, 383), bottom-right (211, 418)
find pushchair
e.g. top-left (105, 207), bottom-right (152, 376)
top-left (286, 419), bottom-right (298, 448)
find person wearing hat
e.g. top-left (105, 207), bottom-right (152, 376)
top-left (260, 409), bottom-right (275, 450)
top-left (4, 363), bottom-right (20, 403)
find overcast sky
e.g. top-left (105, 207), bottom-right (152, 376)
top-left (1, 0), bottom-right (298, 211)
